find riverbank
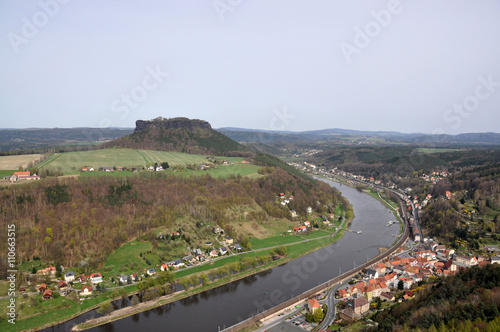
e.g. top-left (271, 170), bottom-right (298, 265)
top-left (72, 230), bottom-right (349, 331)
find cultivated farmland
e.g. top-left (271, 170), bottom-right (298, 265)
top-left (36, 148), bottom-right (214, 174)
top-left (0, 154), bottom-right (43, 170)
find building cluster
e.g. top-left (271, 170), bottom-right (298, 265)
top-left (336, 239), bottom-right (499, 323)
top-left (419, 170), bottom-right (451, 184)
top-left (9, 171), bottom-right (40, 182)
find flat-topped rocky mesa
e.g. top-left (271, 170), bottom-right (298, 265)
top-left (103, 116), bottom-right (250, 156)
top-left (134, 117), bottom-right (212, 133)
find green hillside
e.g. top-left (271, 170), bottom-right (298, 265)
top-left (102, 117), bottom-right (251, 156)
top-left (36, 148), bottom-right (210, 174)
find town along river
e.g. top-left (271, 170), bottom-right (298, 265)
top-left (42, 179), bottom-right (397, 332)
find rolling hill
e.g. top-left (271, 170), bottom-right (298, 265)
top-left (102, 117), bottom-right (251, 156)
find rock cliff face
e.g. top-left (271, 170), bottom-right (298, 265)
top-left (134, 117), bottom-right (212, 133)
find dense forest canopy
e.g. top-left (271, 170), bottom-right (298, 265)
top-left (0, 168), bottom-right (342, 277)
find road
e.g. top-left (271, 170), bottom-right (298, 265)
top-left (317, 284), bottom-right (342, 330)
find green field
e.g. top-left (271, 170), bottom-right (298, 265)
top-left (36, 148), bottom-right (212, 174)
top-left (180, 163), bottom-right (262, 178)
top-left (0, 169), bottom-right (15, 178)
top-left (417, 148), bottom-right (461, 154)
top-left (102, 240), bottom-right (156, 277)
top-left (250, 230), bottom-right (332, 250)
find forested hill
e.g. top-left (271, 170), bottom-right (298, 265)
top-left (0, 168), bottom-right (344, 275)
top-left (102, 117), bottom-right (251, 156)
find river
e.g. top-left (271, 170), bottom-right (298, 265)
top-left (42, 179), bottom-right (397, 332)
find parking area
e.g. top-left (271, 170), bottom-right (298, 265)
top-left (283, 312), bottom-right (314, 331)
top-left (266, 321), bottom-right (307, 332)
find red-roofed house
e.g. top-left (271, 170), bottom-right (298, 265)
top-left (38, 283), bottom-right (47, 293)
top-left (338, 289), bottom-right (348, 298)
top-left (90, 272), bottom-right (102, 284)
top-left (37, 265), bottom-right (57, 276)
top-left (43, 289), bottom-right (53, 300)
top-left (80, 285), bottom-right (93, 296)
top-left (161, 263), bottom-right (169, 271)
top-left (308, 298), bottom-right (322, 313)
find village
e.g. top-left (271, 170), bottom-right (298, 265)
top-left (334, 236), bottom-right (500, 325)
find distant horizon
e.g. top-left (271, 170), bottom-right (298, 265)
top-left (0, 123), bottom-right (499, 136)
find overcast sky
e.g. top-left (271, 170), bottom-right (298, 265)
top-left (1, 0), bottom-right (499, 134)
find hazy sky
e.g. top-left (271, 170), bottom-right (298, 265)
top-left (1, 0), bottom-right (499, 134)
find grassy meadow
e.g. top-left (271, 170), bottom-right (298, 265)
top-left (36, 148), bottom-right (210, 174)
top-left (0, 154), bottom-right (43, 170)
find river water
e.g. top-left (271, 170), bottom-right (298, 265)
top-left (42, 179), bottom-right (397, 332)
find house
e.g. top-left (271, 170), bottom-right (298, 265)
top-left (374, 262), bottom-right (386, 275)
top-left (98, 166), bottom-right (114, 172)
top-left (278, 193), bottom-right (285, 199)
top-left (38, 283), bottom-right (47, 293)
top-left (10, 171), bottom-right (40, 182)
top-left (43, 289), bottom-right (53, 300)
top-left (306, 207), bottom-right (313, 214)
top-left (171, 259), bottom-right (185, 269)
top-left (219, 247), bottom-right (228, 255)
top-left (132, 273), bottom-right (139, 281)
top-left (80, 285), bottom-right (93, 297)
top-left (365, 268), bottom-right (378, 279)
top-left (213, 226), bottom-right (223, 234)
top-left (338, 288), bottom-right (348, 298)
top-left (304, 221), bottom-right (310, 227)
top-left (90, 272), bottom-right (103, 284)
top-left (209, 250), bottom-right (218, 258)
top-left (147, 268), bottom-right (156, 276)
top-left (308, 298), bottom-right (322, 313)
top-left (81, 167), bottom-right (88, 172)
top-left (64, 271), bottom-right (75, 282)
top-left (205, 241), bottom-right (213, 247)
top-left (454, 254), bottom-right (478, 267)
top-left (340, 308), bottom-right (359, 322)
top-left (58, 280), bottom-right (68, 291)
top-left (116, 166), bottom-right (124, 171)
top-left (445, 191), bottom-right (452, 199)
top-left (119, 275), bottom-right (129, 284)
top-left (234, 244), bottom-right (243, 251)
top-left (403, 291), bottom-right (415, 301)
top-left (399, 277), bottom-right (414, 289)
top-left (352, 297), bottom-right (370, 315)
top-left (225, 237), bottom-right (234, 245)
top-left (37, 265), bottom-right (56, 276)
top-left (299, 226), bottom-right (307, 232)
top-left (380, 292), bottom-right (395, 302)
top-left (79, 275), bottom-right (88, 283)
top-left (491, 256), bottom-right (500, 264)
top-left (290, 210), bottom-right (298, 218)
top-left (161, 264), bottom-right (169, 271)
top-left (293, 226), bottom-right (300, 232)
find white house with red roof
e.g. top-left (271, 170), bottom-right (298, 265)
top-left (90, 272), bottom-right (102, 284)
